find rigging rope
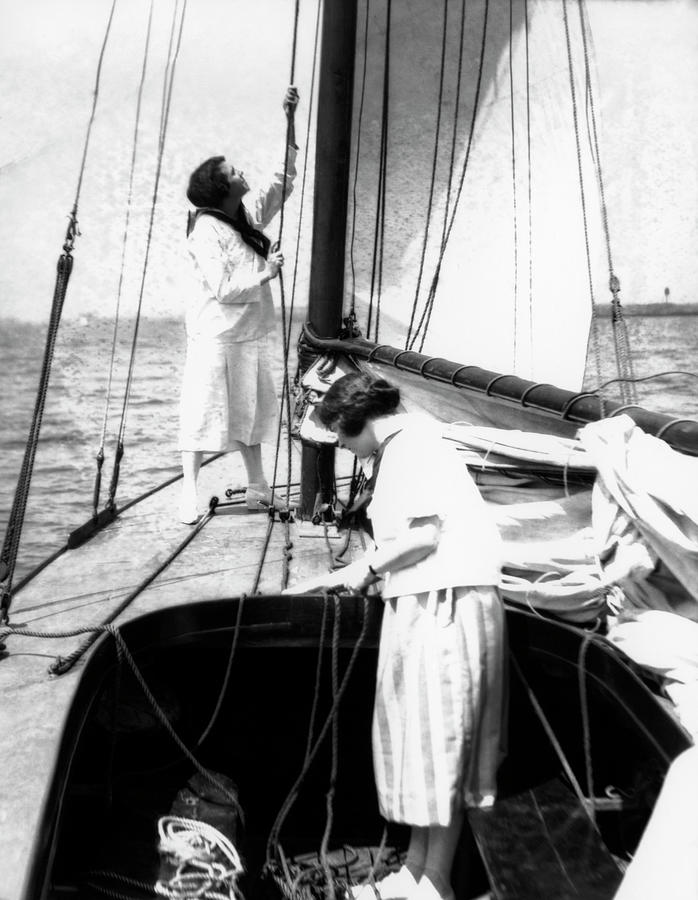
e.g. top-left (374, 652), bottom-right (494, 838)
top-left (93, 0), bottom-right (155, 518)
top-left (0, 619), bottom-right (243, 816)
top-left (347, 0), bottom-right (372, 322)
top-left (408, 0), bottom-right (491, 354)
top-left (0, 0), bottom-right (119, 623)
top-left (106, 0), bottom-right (188, 510)
top-left (265, 594), bottom-right (370, 868)
top-left (365, 0), bottom-right (392, 343)
top-left (509, 0), bottom-right (520, 372)
top-left (524, 0), bottom-right (534, 373)
top-left (49, 494), bottom-right (215, 676)
top-left (318, 595), bottom-right (342, 900)
top-left (270, 0), bottom-right (320, 516)
top-left (404, 0), bottom-right (451, 351)
top-left (576, 0), bottom-right (637, 407)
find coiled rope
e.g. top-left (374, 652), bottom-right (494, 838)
top-left (0, 0), bottom-right (119, 624)
top-left (155, 816), bottom-right (243, 900)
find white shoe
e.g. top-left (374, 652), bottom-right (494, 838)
top-left (178, 488), bottom-right (198, 524)
top-left (245, 483), bottom-right (272, 511)
top-left (352, 869), bottom-right (418, 900)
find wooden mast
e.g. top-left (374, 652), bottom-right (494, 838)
top-left (299, 0), bottom-right (357, 519)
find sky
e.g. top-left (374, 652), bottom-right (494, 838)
top-left (0, 0), bottom-right (317, 324)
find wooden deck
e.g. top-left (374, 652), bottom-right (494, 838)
top-left (0, 449), bottom-right (367, 900)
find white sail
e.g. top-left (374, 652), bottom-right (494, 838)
top-left (346, 0), bottom-right (698, 390)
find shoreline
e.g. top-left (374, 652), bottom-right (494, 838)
top-left (595, 302), bottom-right (698, 318)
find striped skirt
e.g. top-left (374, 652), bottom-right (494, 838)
top-left (178, 332), bottom-right (279, 452)
top-left (372, 585), bottom-right (507, 827)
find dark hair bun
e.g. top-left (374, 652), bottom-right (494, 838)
top-left (366, 378), bottom-right (400, 414)
top-left (317, 372), bottom-right (400, 436)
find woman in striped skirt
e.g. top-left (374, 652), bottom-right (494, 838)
top-left (288, 372), bottom-right (507, 900)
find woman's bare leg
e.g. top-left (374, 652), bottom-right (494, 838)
top-left (238, 442), bottom-right (267, 486)
top-left (416, 814), bottom-right (464, 900)
top-left (179, 450), bottom-right (203, 523)
top-left (238, 442), bottom-right (273, 510)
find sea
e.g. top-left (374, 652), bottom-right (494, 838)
top-left (1, 311), bottom-right (697, 583)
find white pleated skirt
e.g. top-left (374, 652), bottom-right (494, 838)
top-left (372, 585), bottom-right (507, 827)
top-left (178, 332), bottom-right (279, 451)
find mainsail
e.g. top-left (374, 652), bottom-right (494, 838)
top-left (342, 0), bottom-right (698, 392)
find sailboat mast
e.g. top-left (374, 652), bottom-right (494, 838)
top-left (299, 0), bottom-right (357, 518)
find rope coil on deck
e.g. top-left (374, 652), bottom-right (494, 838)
top-left (155, 815), bottom-right (243, 900)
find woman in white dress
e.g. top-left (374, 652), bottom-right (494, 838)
top-left (178, 86), bottom-right (299, 523)
top-left (288, 372), bottom-right (507, 900)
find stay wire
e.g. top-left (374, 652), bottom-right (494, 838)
top-left (509, 0), bottom-right (520, 371)
top-left (94, 1), bottom-right (155, 517)
top-left (524, 0), bottom-right (533, 371)
top-left (347, 0), bottom-right (372, 321)
top-left (576, 0), bottom-right (637, 406)
top-left (270, 0), bottom-right (321, 514)
top-left (404, 0), bottom-right (450, 351)
top-left (270, 0), bottom-right (315, 521)
top-left (109, 0), bottom-right (188, 509)
top-left (410, 0), bottom-right (491, 354)
top-left (561, 1), bottom-right (606, 414)
top-left (366, 0), bottom-right (391, 343)
top-left (0, 0), bottom-right (119, 619)
top-left (412, 0), bottom-right (467, 354)
top-left (73, 0), bottom-right (119, 211)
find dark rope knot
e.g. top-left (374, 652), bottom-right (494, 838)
top-left (62, 210), bottom-right (80, 254)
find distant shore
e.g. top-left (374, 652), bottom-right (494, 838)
top-left (596, 302), bottom-right (698, 317)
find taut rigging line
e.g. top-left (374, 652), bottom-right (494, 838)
top-left (0, 0), bottom-right (119, 624)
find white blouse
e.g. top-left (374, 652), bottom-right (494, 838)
top-left (183, 146), bottom-right (297, 343)
top-left (368, 414), bottom-right (503, 598)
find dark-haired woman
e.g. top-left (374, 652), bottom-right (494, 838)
top-left (287, 372), bottom-right (506, 900)
top-left (177, 86), bottom-right (299, 523)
